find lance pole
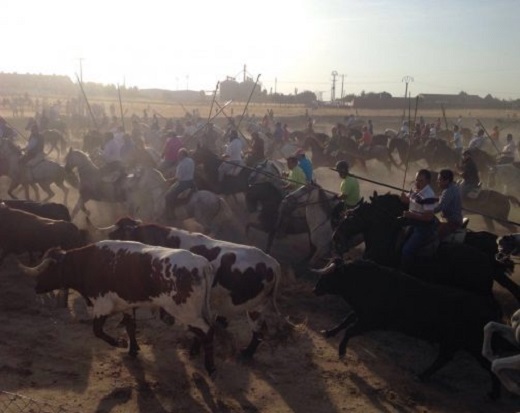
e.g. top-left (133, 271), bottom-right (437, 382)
top-left (236, 74), bottom-right (261, 131)
top-left (207, 81), bottom-right (219, 123)
top-left (2, 118), bottom-right (27, 142)
top-left (75, 73), bottom-right (99, 130)
top-left (117, 85), bottom-right (125, 132)
top-left (477, 119), bottom-right (501, 154)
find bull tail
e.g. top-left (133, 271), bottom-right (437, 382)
top-left (202, 264), bottom-right (214, 327)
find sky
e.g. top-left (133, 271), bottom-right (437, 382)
top-left (2, 0), bottom-right (520, 100)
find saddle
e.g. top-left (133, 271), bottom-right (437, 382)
top-left (23, 153), bottom-right (45, 181)
top-left (175, 187), bottom-right (197, 205)
top-left (225, 163), bottom-right (243, 178)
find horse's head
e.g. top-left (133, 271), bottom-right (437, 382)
top-left (245, 182), bottom-right (282, 213)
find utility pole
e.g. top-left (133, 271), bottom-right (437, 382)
top-left (243, 64), bottom-right (247, 82)
top-left (331, 70), bottom-right (338, 102)
top-left (340, 74), bottom-right (346, 100)
top-left (402, 75), bottom-right (414, 116)
top-left (275, 77), bottom-right (277, 94)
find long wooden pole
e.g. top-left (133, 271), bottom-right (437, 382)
top-left (117, 85), bottom-right (125, 132)
top-left (75, 73), bottom-right (99, 130)
top-left (477, 119), bottom-right (500, 154)
top-left (207, 81), bottom-right (219, 123)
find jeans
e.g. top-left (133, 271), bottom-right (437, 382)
top-left (164, 180), bottom-right (195, 211)
top-left (402, 220), bottom-right (437, 258)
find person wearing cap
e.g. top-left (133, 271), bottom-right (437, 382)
top-left (468, 129), bottom-right (486, 150)
top-left (295, 149), bottom-right (314, 184)
top-left (218, 130), bottom-right (244, 185)
top-left (497, 133), bottom-right (516, 165)
top-left (332, 160), bottom-right (360, 209)
top-left (164, 147), bottom-right (196, 220)
top-left (458, 150), bottom-right (480, 198)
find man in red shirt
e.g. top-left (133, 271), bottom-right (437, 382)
top-left (159, 132), bottom-right (183, 176)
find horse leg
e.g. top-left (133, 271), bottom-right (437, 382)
top-left (7, 181), bottom-right (19, 199)
top-left (71, 197), bottom-right (85, 219)
top-left (39, 183), bottom-right (55, 203)
top-left (29, 183), bottom-right (40, 201)
top-left (493, 272), bottom-right (520, 305)
top-left (53, 178), bottom-right (69, 205)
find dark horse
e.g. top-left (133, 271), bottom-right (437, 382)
top-left (64, 148), bottom-right (126, 218)
top-left (304, 136), bottom-right (397, 173)
top-left (245, 181), bottom-right (310, 254)
top-left (191, 144), bottom-right (252, 196)
top-left (332, 192), bottom-right (520, 303)
top-left (25, 118), bottom-right (68, 160)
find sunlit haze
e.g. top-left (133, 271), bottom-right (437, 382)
top-left (2, 0), bottom-right (520, 99)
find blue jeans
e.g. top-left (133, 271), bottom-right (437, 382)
top-left (164, 180), bottom-right (195, 209)
top-left (402, 220), bottom-right (437, 258)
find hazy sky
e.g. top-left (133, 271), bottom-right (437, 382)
top-left (2, 0), bottom-right (520, 100)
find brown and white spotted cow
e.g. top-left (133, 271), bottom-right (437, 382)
top-left (19, 240), bottom-right (217, 374)
top-left (97, 217), bottom-right (282, 358)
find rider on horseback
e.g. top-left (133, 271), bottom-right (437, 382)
top-left (433, 169), bottom-right (463, 240)
top-left (331, 160), bottom-right (360, 212)
top-left (458, 150), bottom-right (481, 199)
top-left (164, 148), bottom-right (196, 221)
top-left (497, 133), bottom-right (516, 165)
top-left (399, 169), bottom-right (439, 272)
top-left (20, 123), bottom-right (45, 180)
top-left (217, 130), bottom-right (244, 191)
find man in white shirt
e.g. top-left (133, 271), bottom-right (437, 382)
top-left (218, 130), bottom-right (244, 183)
top-left (399, 169), bottom-right (438, 272)
top-left (497, 133), bottom-right (516, 164)
top-left (102, 127), bottom-right (125, 163)
top-left (164, 148), bottom-right (196, 220)
top-left (468, 129), bottom-right (486, 150)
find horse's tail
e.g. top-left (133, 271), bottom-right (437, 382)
top-left (64, 168), bottom-right (79, 189)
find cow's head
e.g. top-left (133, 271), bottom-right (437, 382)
top-left (312, 258), bottom-right (344, 296)
top-left (108, 217), bottom-right (142, 241)
top-left (18, 248), bottom-right (67, 293)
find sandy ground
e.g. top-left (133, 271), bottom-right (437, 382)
top-left (1, 122), bottom-right (520, 413)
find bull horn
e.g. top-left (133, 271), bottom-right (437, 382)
top-left (17, 257), bottom-right (55, 277)
top-left (85, 216), bottom-right (116, 233)
top-left (310, 260), bottom-right (337, 275)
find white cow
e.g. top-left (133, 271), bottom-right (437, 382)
top-left (482, 309), bottom-right (520, 395)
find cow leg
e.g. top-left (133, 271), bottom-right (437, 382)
top-left (491, 354), bottom-right (520, 396)
top-left (321, 310), bottom-right (357, 338)
top-left (338, 318), bottom-right (363, 358)
top-left (418, 346), bottom-right (455, 381)
top-left (71, 197), bottom-right (85, 219)
top-left (120, 313), bottom-right (140, 357)
top-left (189, 326), bottom-right (215, 376)
top-left (93, 315), bottom-right (126, 348)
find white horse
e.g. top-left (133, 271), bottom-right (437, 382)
top-left (124, 167), bottom-right (234, 235)
top-left (280, 184), bottom-right (341, 266)
top-left (482, 309), bottom-right (520, 395)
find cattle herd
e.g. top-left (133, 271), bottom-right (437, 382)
top-left (1, 112), bottom-right (520, 408)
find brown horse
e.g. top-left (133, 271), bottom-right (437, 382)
top-left (25, 118), bottom-right (68, 160)
top-left (430, 171), bottom-right (520, 231)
